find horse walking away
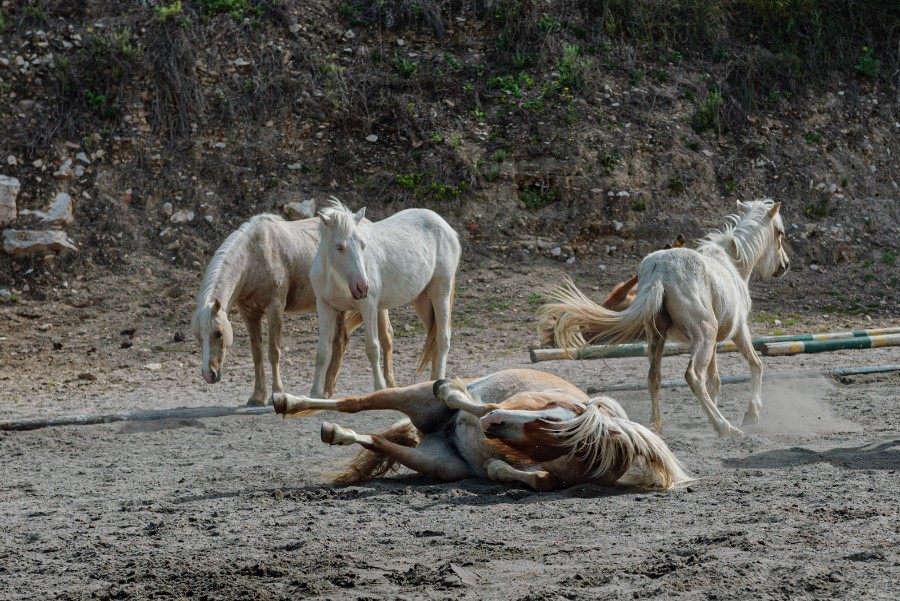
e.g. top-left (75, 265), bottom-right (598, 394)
top-left (191, 214), bottom-right (395, 406)
top-left (272, 369), bottom-right (691, 491)
top-left (541, 234), bottom-right (686, 347)
top-left (542, 200), bottom-right (790, 438)
top-left (309, 199), bottom-right (461, 397)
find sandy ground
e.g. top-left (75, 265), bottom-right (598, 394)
top-left (1, 258), bottom-right (899, 600)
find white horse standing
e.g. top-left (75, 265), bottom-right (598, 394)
top-left (543, 200), bottom-right (790, 438)
top-left (309, 200), bottom-right (460, 396)
top-left (191, 215), bottom-right (395, 405)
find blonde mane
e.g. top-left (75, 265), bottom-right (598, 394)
top-left (318, 196), bottom-right (358, 240)
top-left (698, 199), bottom-right (778, 276)
top-left (195, 214), bottom-right (283, 312)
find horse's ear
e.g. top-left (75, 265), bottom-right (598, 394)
top-left (354, 207), bottom-right (366, 224)
top-left (768, 202), bottom-right (781, 219)
top-left (212, 298), bottom-right (222, 314)
top-left (736, 200), bottom-right (749, 211)
top-left (729, 238), bottom-right (739, 258)
top-left (318, 211), bottom-right (334, 228)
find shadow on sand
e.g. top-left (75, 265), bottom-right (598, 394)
top-left (724, 439), bottom-right (900, 471)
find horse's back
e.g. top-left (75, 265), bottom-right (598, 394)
top-left (372, 208), bottom-right (460, 256)
top-left (467, 369), bottom-right (587, 404)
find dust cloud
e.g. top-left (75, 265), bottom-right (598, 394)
top-left (754, 376), bottom-right (861, 435)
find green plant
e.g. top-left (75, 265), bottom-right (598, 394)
top-left (520, 186), bottom-right (558, 210)
top-left (539, 13), bottom-right (562, 35)
top-left (395, 172), bottom-right (424, 190)
top-left (0, 11), bottom-right (5, 32)
top-left (883, 248), bottom-right (895, 265)
top-left (599, 152), bottom-right (622, 175)
top-left (631, 198), bottom-right (646, 211)
top-left (155, 0), bottom-right (183, 21)
top-left (512, 52), bottom-right (532, 69)
top-left (854, 46), bottom-right (880, 78)
top-left (527, 292), bottom-right (544, 306)
top-left (23, 4), bottom-right (48, 22)
top-left (472, 107), bottom-right (486, 121)
top-left (557, 44), bottom-right (589, 90)
top-left (430, 131), bottom-right (444, 143)
top-left (691, 91), bottom-right (724, 133)
top-left (804, 130), bottom-right (822, 144)
top-left (493, 149), bottom-right (509, 163)
top-left (483, 163), bottom-right (501, 182)
top-left (199, 0), bottom-right (261, 19)
top-left (629, 69), bottom-right (645, 86)
top-left (803, 197), bottom-right (829, 219)
top-left (725, 176), bottom-right (738, 193)
top-left (396, 57), bottom-right (419, 78)
top-left (668, 175), bottom-right (685, 194)
top-left (649, 69), bottom-right (669, 82)
top-left (443, 52), bottom-right (463, 72)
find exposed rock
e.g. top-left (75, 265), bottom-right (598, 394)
top-left (0, 175), bottom-right (21, 224)
top-left (161, 201), bottom-right (173, 217)
top-left (42, 193), bottom-right (75, 225)
top-left (283, 199), bottom-right (316, 220)
top-left (3, 229), bottom-right (77, 256)
top-left (170, 209), bottom-right (194, 223)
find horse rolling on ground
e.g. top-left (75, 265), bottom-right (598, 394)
top-left (309, 199), bottom-right (461, 397)
top-left (272, 369), bottom-right (691, 491)
top-left (191, 214), bottom-right (395, 406)
top-left (542, 200), bottom-right (790, 438)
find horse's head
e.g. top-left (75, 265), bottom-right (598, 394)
top-left (318, 202), bottom-right (370, 300)
top-left (480, 394), bottom-right (584, 462)
top-left (191, 298), bottom-right (234, 384)
top-left (736, 199), bottom-right (790, 279)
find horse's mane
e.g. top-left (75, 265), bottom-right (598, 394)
top-left (195, 214), bottom-right (283, 311)
top-left (549, 402), bottom-right (630, 480)
top-left (318, 196), bottom-right (358, 239)
top-left (698, 199), bottom-right (776, 271)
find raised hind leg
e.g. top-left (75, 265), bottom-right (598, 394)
top-left (378, 309), bottom-right (397, 388)
top-left (646, 316), bottom-right (669, 434)
top-left (274, 379), bottom-right (458, 433)
top-left (240, 309), bottom-right (268, 406)
top-left (732, 323), bottom-right (763, 426)
top-left (433, 378), bottom-right (496, 417)
top-left (684, 327), bottom-right (743, 438)
top-left (485, 459), bottom-right (556, 491)
top-left (321, 423), bottom-right (472, 482)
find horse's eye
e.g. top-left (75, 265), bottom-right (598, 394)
top-left (336, 244), bottom-right (344, 252)
top-left (360, 240), bottom-right (366, 251)
top-left (215, 331), bottom-right (223, 339)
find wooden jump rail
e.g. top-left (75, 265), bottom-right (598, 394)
top-left (586, 364), bottom-right (900, 394)
top-left (530, 327), bottom-right (900, 362)
top-left (0, 405), bottom-right (274, 432)
top-left (761, 333), bottom-right (900, 356)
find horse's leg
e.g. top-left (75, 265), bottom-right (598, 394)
top-left (732, 323), bottom-right (763, 426)
top-left (429, 278), bottom-right (454, 380)
top-left (646, 317), bottom-right (669, 434)
top-left (323, 311), bottom-right (349, 399)
top-left (433, 378), bottom-right (495, 417)
top-left (706, 352), bottom-right (721, 407)
top-left (240, 309), bottom-right (268, 406)
top-left (360, 302), bottom-right (387, 391)
top-left (321, 424), bottom-right (472, 482)
top-left (266, 304), bottom-right (285, 401)
top-left (485, 459), bottom-right (557, 492)
top-left (684, 328), bottom-right (743, 438)
top-left (378, 309), bottom-right (397, 388)
top-left (275, 380), bottom-right (454, 433)
top-left (310, 300), bottom-right (340, 398)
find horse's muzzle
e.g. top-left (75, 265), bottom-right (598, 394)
top-left (350, 280), bottom-right (369, 300)
top-left (202, 368), bottom-right (220, 384)
top-left (774, 260), bottom-right (790, 278)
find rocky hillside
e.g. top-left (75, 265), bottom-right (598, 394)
top-left (0, 0), bottom-right (898, 315)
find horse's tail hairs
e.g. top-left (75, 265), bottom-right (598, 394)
top-left (331, 419), bottom-right (420, 485)
top-left (540, 278), bottom-right (662, 352)
top-left (416, 277), bottom-right (454, 374)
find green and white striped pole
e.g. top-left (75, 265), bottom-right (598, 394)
top-left (761, 333), bottom-right (900, 356)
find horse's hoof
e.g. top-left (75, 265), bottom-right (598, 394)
top-left (321, 421), bottom-right (337, 444)
top-left (432, 378), bottom-right (452, 399)
top-left (246, 398), bottom-right (267, 408)
top-left (271, 394), bottom-right (287, 414)
top-left (741, 412), bottom-right (759, 427)
top-left (724, 426), bottom-right (745, 439)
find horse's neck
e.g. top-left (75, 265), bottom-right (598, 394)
top-left (200, 241), bottom-right (251, 310)
top-left (702, 240), bottom-right (753, 281)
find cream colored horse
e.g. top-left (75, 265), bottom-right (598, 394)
top-left (273, 369), bottom-right (691, 491)
top-left (191, 214), bottom-right (394, 406)
top-left (309, 199), bottom-right (461, 397)
top-left (543, 200), bottom-right (790, 438)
